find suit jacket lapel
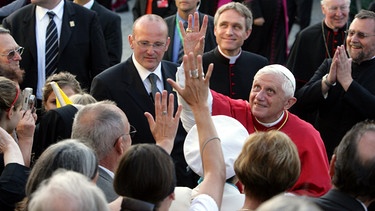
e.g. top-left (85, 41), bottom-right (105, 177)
top-left (23, 5), bottom-right (38, 63)
top-left (123, 58), bottom-right (155, 114)
top-left (59, 1), bottom-right (73, 55)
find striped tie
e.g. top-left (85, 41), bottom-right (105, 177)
top-left (45, 11), bottom-right (59, 77)
top-left (177, 21), bottom-right (188, 64)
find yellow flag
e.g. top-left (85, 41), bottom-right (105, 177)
top-left (50, 82), bottom-right (73, 108)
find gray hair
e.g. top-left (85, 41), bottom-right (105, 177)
top-left (214, 2), bottom-right (253, 30)
top-left (254, 65), bottom-right (296, 98)
top-left (320, 0), bottom-right (351, 6)
top-left (26, 139), bottom-right (98, 196)
top-left (71, 100), bottom-right (127, 160)
top-left (28, 170), bottom-right (109, 211)
top-left (257, 194), bottom-right (322, 211)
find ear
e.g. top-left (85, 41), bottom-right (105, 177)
top-left (169, 192), bottom-right (175, 201)
top-left (114, 136), bottom-right (124, 154)
top-left (329, 154), bottom-right (336, 178)
top-left (164, 37), bottom-right (171, 52)
top-left (128, 35), bottom-right (134, 49)
top-left (6, 107), bottom-right (14, 120)
top-left (244, 29), bottom-right (252, 39)
top-left (284, 97), bottom-right (297, 110)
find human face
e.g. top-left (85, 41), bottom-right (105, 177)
top-left (31, 0), bottom-right (61, 10)
top-left (214, 9), bottom-right (251, 56)
top-left (129, 19), bottom-right (170, 72)
top-left (175, 0), bottom-right (199, 13)
top-left (249, 73), bottom-right (295, 123)
top-left (346, 18), bottom-right (375, 64)
top-left (44, 86), bottom-right (76, 111)
top-left (322, 0), bottom-right (349, 30)
top-left (0, 34), bottom-right (22, 75)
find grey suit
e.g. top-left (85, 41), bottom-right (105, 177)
top-left (97, 167), bottom-right (118, 203)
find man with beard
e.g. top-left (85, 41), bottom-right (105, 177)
top-left (287, 0), bottom-right (350, 92)
top-left (294, 10), bottom-right (375, 159)
top-left (0, 27), bottom-right (24, 84)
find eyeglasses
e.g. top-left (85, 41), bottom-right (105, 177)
top-left (113, 125), bottom-right (137, 147)
top-left (326, 5), bottom-right (349, 13)
top-left (1, 46), bottom-right (24, 60)
top-left (345, 30), bottom-right (375, 39)
top-left (136, 40), bottom-right (166, 50)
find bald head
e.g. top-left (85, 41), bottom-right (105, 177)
top-left (132, 14), bottom-right (168, 38)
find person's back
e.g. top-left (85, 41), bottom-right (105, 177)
top-left (312, 120), bottom-right (375, 211)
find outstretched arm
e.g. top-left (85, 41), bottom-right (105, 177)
top-left (168, 53), bottom-right (225, 208)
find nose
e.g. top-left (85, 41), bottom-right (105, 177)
top-left (13, 51), bottom-right (22, 60)
top-left (255, 90), bottom-right (266, 100)
top-left (225, 26), bottom-right (234, 35)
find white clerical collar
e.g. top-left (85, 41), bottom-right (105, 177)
top-left (217, 46), bottom-right (242, 64)
top-left (255, 111), bottom-right (285, 127)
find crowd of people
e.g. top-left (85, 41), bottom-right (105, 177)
top-left (0, 0), bottom-right (375, 210)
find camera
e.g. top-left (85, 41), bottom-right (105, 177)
top-left (22, 88), bottom-right (36, 111)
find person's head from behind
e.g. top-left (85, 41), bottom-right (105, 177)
top-left (213, 2), bottom-right (252, 56)
top-left (26, 139), bottom-right (98, 197)
top-left (28, 170), bottom-right (109, 211)
top-left (346, 10), bottom-right (375, 64)
top-left (0, 27), bottom-right (24, 84)
top-left (331, 120), bottom-right (375, 204)
top-left (256, 194), bottom-right (322, 211)
top-left (114, 144), bottom-right (176, 211)
top-left (321, 0), bottom-right (350, 30)
top-left (72, 101), bottom-right (132, 169)
top-left (69, 92), bottom-right (97, 105)
top-left (234, 131), bottom-right (301, 203)
top-left (249, 64), bottom-right (296, 123)
top-left (42, 71), bottom-right (82, 111)
top-left (0, 76), bottom-right (23, 133)
top-left (129, 14), bottom-right (170, 72)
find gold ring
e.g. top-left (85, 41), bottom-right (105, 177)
top-left (162, 111), bottom-right (167, 115)
top-left (186, 28), bottom-right (193, 33)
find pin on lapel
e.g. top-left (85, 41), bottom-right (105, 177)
top-left (70, 21), bottom-right (75, 27)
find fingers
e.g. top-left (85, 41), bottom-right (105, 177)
top-left (168, 93), bottom-right (174, 118)
top-left (200, 15), bottom-right (208, 36)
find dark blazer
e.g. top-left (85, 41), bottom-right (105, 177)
top-left (203, 47), bottom-right (268, 100)
top-left (2, 0), bottom-right (109, 92)
top-left (90, 57), bottom-right (198, 188)
top-left (32, 104), bottom-right (78, 161)
top-left (163, 12), bottom-right (217, 62)
top-left (91, 1), bottom-right (122, 66)
top-left (132, 0), bottom-right (176, 21)
top-left (312, 189), bottom-right (366, 211)
top-left (97, 167), bottom-right (118, 203)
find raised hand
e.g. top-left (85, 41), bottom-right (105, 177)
top-left (145, 90), bottom-right (182, 154)
top-left (168, 52), bottom-right (213, 109)
top-left (180, 12), bottom-right (208, 58)
top-left (335, 45), bottom-right (353, 91)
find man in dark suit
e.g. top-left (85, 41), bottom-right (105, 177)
top-left (74, 0), bottom-right (122, 66)
top-left (312, 120), bottom-right (375, 211)
top-left (90, 14), bottom-right (198, 188)
top-left (2, 0), bottom-right (109, 103)
top-left (132, 0), bottom-right (176, 21)
top-left (163, 0), bottom-right (216, 63)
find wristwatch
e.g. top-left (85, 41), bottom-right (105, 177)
top-left (323, 74), bottom-right (336, 87)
